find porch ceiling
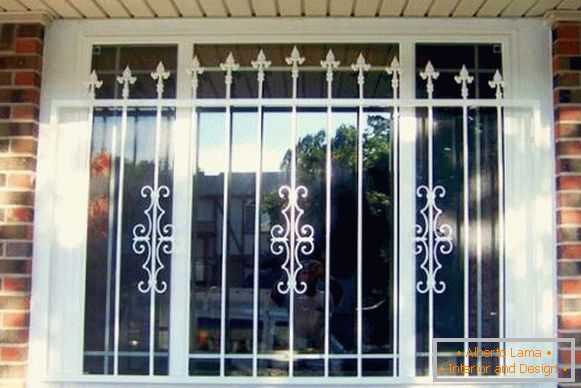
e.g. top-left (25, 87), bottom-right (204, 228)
top-left (0, 0), bottom-right (580, 20)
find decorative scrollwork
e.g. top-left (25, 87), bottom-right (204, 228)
top-left (270, 185), bottom-right (314, 295)
top-left (133, 185), bottom-right (174, 294)
top-left (415, 185), bottom-right (453, 294)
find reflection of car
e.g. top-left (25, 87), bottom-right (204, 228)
top-left (192, 288), bottom-right (288, 352)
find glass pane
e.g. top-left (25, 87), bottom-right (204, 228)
top-left (414, 107), bottom-right (501, 375)
top-left (294, 109), bottom-right (327, 355)
top-left (190, 109), bottom-right (226, 356)
top-left (193, 44), bottom-right (399, 99)
top-left (83, 108), bottom-right (121, 375)
top-left (83, 107), bottom-right (174, 376)
top-left (225, 109), bottom-right (258, 354)
top-left (91, 45), bottom-right (177, 99)
top-left (258, 109), bottom-right (291, 354)
top-left (415, 44), bottom-right (502, 99)
top-left (362, 109), bottom-right (395, 355)
top-left (330, 109), bottom-right (358, 355)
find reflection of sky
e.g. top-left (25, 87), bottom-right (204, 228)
top-left (197, 110), bottom-right (360, 174)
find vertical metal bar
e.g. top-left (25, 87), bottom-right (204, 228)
top-left (476, 113), bottom-right (483, 352)
top-left (289, 66), bottom-right (298, 380)
top-left (149, 102), bottom-right (162, 376)
top-left (113, 100), bottom-right (128, 375)
top-left (462, 104), bottom-right (469, 371)
top-left (219, 53), bottom-right (237, 377)
top-left (252, 51), bottom-right (268, 377)
top-left (104, 111), bottom-right (118, 374)
top-left (354, 56), bottom-right (368, 378)
top-left (325, 74), bottom-right (332, 379)
top-left (497, 102), bottom-right (505, 356)
top-left (427, 102), bottom-right (435, 377)
top-left (387, 59), bottom-right (401, 378)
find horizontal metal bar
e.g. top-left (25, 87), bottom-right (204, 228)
top-left (186, 354), bottom-right (399, 360)
top-left (52, 98), bottom-right (539, 109)
top-left (43, 375), bottom-right (439, 385)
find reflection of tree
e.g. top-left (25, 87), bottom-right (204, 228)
top-left (262, 115), bottom-right (394, 351)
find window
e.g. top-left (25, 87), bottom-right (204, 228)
top-left (32, 19), bottom-right (553, 387)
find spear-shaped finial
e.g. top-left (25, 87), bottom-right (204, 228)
top-left (117, 66), bottom-right (136, 100)
top-left (151, 61), bottom-right (170, 99)
top-left (385, 57), bottom-right (402, 99)
top-left (454, 65), bottom-right (474, 100)
top-left (86, 70), bottom-right (103, 99)
top-left (351, 52), bottom-right (371, 87)
top-left (187, 56), bottom-right (204, 98)
top-left (420, 61), bottom-right (439, 99)
top-left (220, 52), bottom-right (239, 87)
top-left (488, 70), bottom-right (505, 99)
top-left (252, 49), bottom-right (271, 85)
top-left (286, 46), bottom-right (305, 81)
top-left (321, 49), bottom-right (340, 84)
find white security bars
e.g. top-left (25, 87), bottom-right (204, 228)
top-left (74, 44), bottom-right (536, 380)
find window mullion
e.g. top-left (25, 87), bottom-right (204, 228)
top-left (398, 39), bottom-right (417, 379)
top-left (167, 41), bottom-right (194, 377)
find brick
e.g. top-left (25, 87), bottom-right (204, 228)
top-left (560, 279), bottom-right (581, 294)
top-left (0, 73), bottom-right (11, 86)
top-left (557, 123), bottom-right (581, 138)
top-left (2, 312), bottom-right (28, 329)
top-left (558, 208), bottom-right (581, 223)
top-left (0, 296), bottom-right (28, 311)
top-left (559, 314), bottom-right (581, 329)
top-left (0, 260), bottom-right (30, 276)
top-left (559, 226), bottom-right (581, 241)
top-left (6, 208), bottom-right (32, 223)
top-left (558, 192), bottom-right (581, 207)
top-left (5, 243), bottom-right (31, 258)
top-left (558, 176), bottom-right (581, 191)
top-left (10, 106), bottom-right (38, 121)
top-left (13, 71), bottom-right (39, 87)
top-left (14, 38), bottom-right (41, 55)
top-left (10, 139), bottom-right (36, 154)
top-left (0, 157), bottom-right (36, 171)
top-left (558, 107), bottom-right (581, 122)
top-left (0, 89), bottom-right (39, 105)
top-left (555, 24), bottom-right (581, 40)
top-left (555, 40), bottom-right (581, 55)
top-left (0, 25), bottom-right (15, 52)
top-left (0, 141), bottom-right (9, 153)
top-left (1, 278), bottom-right (29, 293)
top-left (5, 208), bottom-right (32, 223)
top-left (16, 24), bottom-right (43, 40)
top-left (559, 244), bottom-right (581, 258)
top-left (0, 329), bottom-right (26, 345)
top-left (558, 348), bottom-right (581, 364)
top-left (0, 346), bottom-right (27, 362)
top-left (554, 72), bottom-right (580, 87)
top-left (0, 122), bottom-right (37, 137)
top-left (0, 365), bottom-right (26, 379)
top-left (559, 261), bottom-right (581, 276)
top-left (558, 140), bottom-right (581, 156)
top-left (0, 107), bottom-right (9, 120)
top-left (0, 56), bottom-right (41, 72)
top-left (561, 297), bottom-right (581, 313)
top-left (0, 225), bottom-right (33, 240)
top-left (6, 175), bottom-right (33, 190)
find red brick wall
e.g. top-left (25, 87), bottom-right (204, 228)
top-left (0, 22), bottom-right (43, 387)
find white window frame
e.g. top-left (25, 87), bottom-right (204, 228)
top-left (29, 17), bottom-right (555, 387)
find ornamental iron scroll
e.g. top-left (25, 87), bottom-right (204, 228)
top-left (133, 185), bottom-right (174, 294)
top-left (270, 185), bottom-right (315, 295)
top-left (415, 185), bottom-right (453, 294)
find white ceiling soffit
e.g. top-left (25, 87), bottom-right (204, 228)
top-left (0, 0), bottom-right (580, 19)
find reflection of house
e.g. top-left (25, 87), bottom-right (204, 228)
top-left (193, 172), bottom-right (285, 288)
